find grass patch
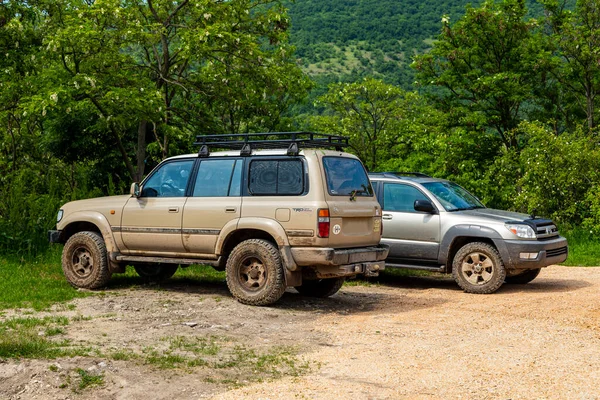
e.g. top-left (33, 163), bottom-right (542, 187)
top-left (0, 316), bottom-right (89, 359)
top-left (139, 335), bottom-right (311, 384)
top-left (0, 246), bottom-right (90, 311)
top-left (562, 229), bottom-right (600, 266)
top-left (75, 368), bottom-right (104, 390)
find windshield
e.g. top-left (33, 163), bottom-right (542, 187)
top-left (421, 181), bottom-right (485, 211)
top-left (323, 156), bottom-right (373, 197)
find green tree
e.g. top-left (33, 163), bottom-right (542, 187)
top-left (542, 0), bottom-right (600, 129)
top-left (310, 78), bottom-right (442, 171)
top-left (412, 0), bottom-right (546, 149)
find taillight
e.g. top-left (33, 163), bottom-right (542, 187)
top-left (317, 208), bottom-right (330, 238)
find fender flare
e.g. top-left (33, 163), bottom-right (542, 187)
top-left (59, 211), bottom-right (118, 254)
top-left (439, 224), bottom-right (510, 267)
top-left (215, 217), bottom-right (290, 254)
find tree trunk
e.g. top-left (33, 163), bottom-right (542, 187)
top-left (136, 120), bottom-right (147, 182)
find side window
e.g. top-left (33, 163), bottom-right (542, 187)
top-left (383, 183), bottom-right (429, 213)
top-left (193, 159), bottom-right (241, 197)
top-left (249, 159), bottom-right (303, 196)
top-left (141, 160), bottom-right (194, 198)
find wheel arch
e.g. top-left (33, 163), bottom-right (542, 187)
top-left (440, 225), bottom-right (508, 272)
top-left (58, 212), bottom-right (118, 254)
top-left (217, 228), bottom-right (280, 270)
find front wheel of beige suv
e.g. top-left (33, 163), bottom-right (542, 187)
top-left (452, 242), bottom-right (506, 294)
top-left (226, 239), bottom-right (286, 306)
top-left (62, 231), bottom-right (112, 289)
top-left (295, 278), bottom-right (345, 298)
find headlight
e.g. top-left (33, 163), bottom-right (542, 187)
top-left (505, 223), bottom-right (536, 239)
top-left (57, 210), bottom-right (64, 223)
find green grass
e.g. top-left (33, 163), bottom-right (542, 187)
top-left (75, 368), bottom-right (104, 390)
top-left (0, 246), bottom-right (90, 311)
top-left (0, 316), bottom-right (89, 359)
top-left (561, 229), bottom-right (600, 266)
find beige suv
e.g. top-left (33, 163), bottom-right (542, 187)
top-left (49, 133), bottom-right (388, 305)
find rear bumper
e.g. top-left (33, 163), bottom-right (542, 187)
top-left (501, 236), bottom-right (568, 269)
top-left (290, 244), bottom-right (389, 267)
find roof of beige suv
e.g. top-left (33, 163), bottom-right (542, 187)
top-left (167, 149), bottom-right (362, 160)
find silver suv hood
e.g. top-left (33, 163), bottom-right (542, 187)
top-left (457, 208), bottom-right (530, 222)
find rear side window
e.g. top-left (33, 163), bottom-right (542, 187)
top-left (193, 159), bottom-right (242, 197)
top-left (323, 156), bottom-right (372, 196)
top-left (249, 159), bottom-right (304, 195)
top-left (383, 183), bottom-right (429, 213)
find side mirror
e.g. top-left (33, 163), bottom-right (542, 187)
top-left (130, 182), bottom-right (141, 198)
top-left (414, 199), bottom-right (436, 214)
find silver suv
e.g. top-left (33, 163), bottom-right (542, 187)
top-left (48, 133), bottom-right (388, 306)
top-left (369, 173), bottom-right (568, 294)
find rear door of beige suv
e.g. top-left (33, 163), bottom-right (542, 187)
top-left (321, 155), bottom-right (382, 248)
top-left (182, 158), bottom-right (243, 254)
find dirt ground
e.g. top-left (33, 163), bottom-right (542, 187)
top-left (1, 265), bottom-right (599, 400)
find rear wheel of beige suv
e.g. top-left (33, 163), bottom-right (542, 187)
top-left (295, 278), bottom-right (345, 298)
top-left (452, 242), bottom-right (506, 294)
top-left (62, 231), bottom-right (112, 289)
top-left (225, 239), bottom-right (286, 306)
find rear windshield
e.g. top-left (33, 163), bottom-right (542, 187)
top-left (323, 156), bottom-right (373, 196)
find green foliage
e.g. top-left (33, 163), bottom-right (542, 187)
top-left (310, 78), bottom-right (445, 171)
top-left (413, 0), bottom-right (547, 149)
top-left (482, 122), bottom-right (600, 227)
top-left (0, 248), bottom-right (90, 310)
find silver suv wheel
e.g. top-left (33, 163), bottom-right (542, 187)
top-left (452, 242), bottom-right (506, 294)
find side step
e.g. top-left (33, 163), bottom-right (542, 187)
top-left (114, 254), bottom-right (221, 267)
top-left (385, 262), bottom-right (446, 273)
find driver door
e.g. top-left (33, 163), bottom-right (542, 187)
top-left (120, 159), bottom-right (195, 255)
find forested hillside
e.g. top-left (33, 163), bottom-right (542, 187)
top-left (284, 0), bottom-right (550, 88)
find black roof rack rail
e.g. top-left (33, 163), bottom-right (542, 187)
top-left (368, 172), bottom-right (432, 179)
top-left (194, 132), bottom-right (348, 157)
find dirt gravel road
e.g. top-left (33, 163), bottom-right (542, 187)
top-left (1, 265), bottom-right (599, 399)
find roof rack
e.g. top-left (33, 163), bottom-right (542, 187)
top-left (368, 172), bottom-right (432, 179)
top-left (194, 132), bottom-right (348, 157)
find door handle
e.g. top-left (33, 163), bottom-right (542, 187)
top-left (168, 207), bottom-right (180, 213)
top-left (382, 214), bottom-right (393, 220)
top-left (225, 207), bottom-right (237, 213)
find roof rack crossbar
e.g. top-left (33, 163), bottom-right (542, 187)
top-left (193, 132), bottom-right (348, 154)
top-left (369, 172), bottom-right (432, 178)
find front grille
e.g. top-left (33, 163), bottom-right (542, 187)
top-left (532, 221), bottom-right (559, 240)
top-left (546, 247), bottom-right (568, 258)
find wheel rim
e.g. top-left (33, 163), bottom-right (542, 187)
top-left (461, 252), bottom-right (494, 285)
top-left (238, 256), bottom-right (267, 291)
top-left (72, 246), bottom-right (94, 278)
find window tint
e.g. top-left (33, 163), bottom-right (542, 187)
top-left (249, 159), bottom-right (303, 195)
top-left (323, 156), bottom-right (372, 196)
top-left (193, 159), bottom-right (240, 197)
top-left (383, 183), bottom-right (429, 213)
top-left (141, 160), bottom-right (194, 198)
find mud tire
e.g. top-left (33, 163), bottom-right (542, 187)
top-left (295, 278), bottom-right (345, 298)
top-left (62, 231), bottom-right (112, 289)
top-left (505, 268), bottom-right (542, 284)
top-left (133, 264), bottom-right (178, 283)
top-left (452, 242), bottom-right (506, 294)
top-left (226, 239), bottom-right (286, 306)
